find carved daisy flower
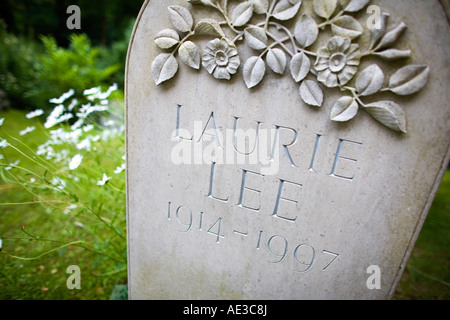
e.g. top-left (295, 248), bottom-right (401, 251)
top-left (315, 36), bottom-right (361, 88)
top-left (202, 38), bottom-right (240, 80)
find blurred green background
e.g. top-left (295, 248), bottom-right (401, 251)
top-left (0, 0), bottom-right (449, 300)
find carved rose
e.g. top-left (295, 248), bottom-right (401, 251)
top-left (152, 1), bottom-right (429, 133)
top-left (202, 38), bottom-right (241, 80)
top-left (315, 36), bottom-right (361, 88)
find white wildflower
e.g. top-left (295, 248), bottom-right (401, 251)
top-left (71, 119), bottom-right (84, 131)
top-left (53, 149), bottom-right (69, 163)
top-left (0, 139), bottom-right (8, 149)
top-left (26, 109), bottom-right (44, 119)
top-left (0, 118), bottom-right (4, 126)
top-left (97, 173), bottom-right (111, 186)
top-left (74, 221), bottom-right (85, 229)
top-left (70, 129), bottom-right (83, 141)
top-left (68, 98), bottom-right (78, 111)
top-left (69, 154), bottom-right (83, 170)
top-left (56, 113), bottom-right (74, 124)
top-left (49, 105), bottom-right (65, 119)
top-left (0, 238), bottom-right (2, 251)
top-left (64, 204), bottom-right (77, 215)
top-left (49, 89), bottom-right (75, 104)
top-left (91, 135), bottom-right (100, 142)
top-left (83, 86), bottom-right (101, 96)
top-left (19, 126), bottom-right (36, 136)
top-left (103, 120), bottom-right (115, 127)
top-left (5, 160), bottom-right (20, 170)
top-left (51, 177), bottom-right (66, 191)
top-left (76, 138), bottom-right (91, 151)
top-left (114, 163), bottom-right (126, 174)
top-left (44, 117), bottom-right (57, 129)
top-left (83, 124), bottom-right (94, 132)
top-left (0, 140), bottom-right (10, 150)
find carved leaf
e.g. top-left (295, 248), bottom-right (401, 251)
top-left (168, 6), bottom-right (194, 33)
top-left (369, 12), bottom-right (389, 49)
top-left (232, 1), bottom-right (254, 27)
top-left (290, 52), bottom-right (311, 82)
top-left (331, 16), bottom-right (363, 39)
top-left (273, 0), bottom-right (303, 21)
top-left (373, 49), bottom-right (411, 60)
top-left (187, 0), bottom-right (218, 7)
top-left (294, 14), bottom-right (319, 48)
top-left (244, 26), bottom-right (268, 50)
top-left (340, 0), bottom-right (370, 12)
top-left (178, 41), bottom-right (201, 69)
top-left (330, 96), bottom-right (359, 122)
top-left (314, 0), bottom-right (338, 19)
top-left (363, 101), bottom-right (407, 133)
top-left (299, 80), bottom-right (323, 107)
top-left (194, 19), bottom-right (225, 37)
top-left (151, 53), bottom-right (179, 85)
top-left (267, 48), bottom-right (286, 74)
top-left (251, 0), bottom-right (269, 14)
top-left (375, 21), bottom-right (407, 50)
top-left (388, 65), bottom-right (430, 96)
top-left (154, 29), bottom-right (180, 49)
top-left (243, 56), bottom-right (266, 88)
top-left (356, 64), bottom-right (385, 96)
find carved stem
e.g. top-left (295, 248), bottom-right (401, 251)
top-left (260, 35), bottom-right (293, 58)
top-left (342, 86), bottom-right (366, 106)
top-left (265, 33), bottom-right (294, 57)
top-left (264, 0), bottom-right (279, 32)
top-left (171, 31), bottom-right (195, 56)
top-left (317, 10), bottom-right (345, 29)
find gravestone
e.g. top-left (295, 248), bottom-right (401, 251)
top-left (126, 0), bottom-right (450, 299)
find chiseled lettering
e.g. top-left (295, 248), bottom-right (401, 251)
top-left (238, 169), bottom-right (264, 212)
top-left (272, 180), bottom-right (302, 223)
top-left (233, 116), bottom-right (262, 156)
top-left (329, 138), bottom-right (363, 181)
top-left (175, 104), bottom-right (193, 141)
top-left (271, 125), bottom-right (299, 168)
top-left (197, 112), bottom-right (222, 148)
top-left (207, 162), bottom-right (229, 203)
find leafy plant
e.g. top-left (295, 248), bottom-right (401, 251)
top-left (27, 34), bottom-right (120, 109)
top-left (0, 84), bottom-right (126, 298)
top-left (0, 20), bottom-right (42, 110)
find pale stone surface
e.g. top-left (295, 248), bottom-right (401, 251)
top-left (126, 0), bottom-right (450, 299)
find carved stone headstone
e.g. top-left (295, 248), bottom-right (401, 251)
top-left (126, 0), bottom-right (450, 299)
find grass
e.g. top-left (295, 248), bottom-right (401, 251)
top-left (0, 89), bottom-right (127, 300)
top-left (0, 105), bottom-right (448, 300)
top-left (393, 170), bottom-right (450, 300)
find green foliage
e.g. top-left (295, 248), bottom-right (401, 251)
top-left (0, 86), bottom-right (126, 299)
top-left (98, 18), bottom-right (136, 89)
top-left (394, 171), bottom-right (450, 299)
top-left (0, 21), bottom-right (123, 111)
top-left (0, 20), bottom-right (41, 109)
top-left (28, 34), bottom-right (120, 109)
top-left (0, 0), bottom-right (144, 47)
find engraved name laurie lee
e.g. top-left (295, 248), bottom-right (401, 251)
top-left (166, 103), bottom-right (364, 274)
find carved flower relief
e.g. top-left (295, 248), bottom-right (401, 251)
top-left (315, 36), bottom-right (361, 88)
top-left (202, 38), bottom-right (241, 80)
